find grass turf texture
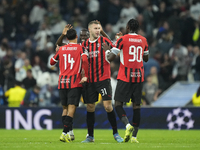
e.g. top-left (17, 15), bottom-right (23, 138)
top-left (0, 129), bottom-right (199, 150)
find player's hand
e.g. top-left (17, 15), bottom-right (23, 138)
top-left (79, 77), bottom-right (87, 84)
top-left (81, 70), bottom-right (85, 78)
top-left (102, 43), bottom-right (111, 51)
top-left (62, 24), bottom-right (73, 35)
top-left (96, 20), bottom-right (103, 32)
top-left (56, 45), bottom-right (60, 52)
top-left (115, 32), bottom-right (123, 40)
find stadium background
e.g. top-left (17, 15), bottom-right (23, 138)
top-left (0, 0), bottom-right (200, 131)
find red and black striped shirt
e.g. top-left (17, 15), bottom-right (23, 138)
top-left (50, 43), bottom-right (88, 89)
top-left (82, 36), bottom-right (113, 83)
top-left (114, 33), bottom-right (149, 83)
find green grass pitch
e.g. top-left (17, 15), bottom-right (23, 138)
top-left (0, 129), bottom-right (199, 150)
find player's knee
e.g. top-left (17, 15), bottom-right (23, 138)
top-left (87, 103), bottom-right (95, 112)
top-left (104, 104), bottom-right (113, 112)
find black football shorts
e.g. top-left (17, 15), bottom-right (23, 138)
top-left (83, 79), bottom-right (112, 104)
top-left (114, 80), bottom-right (143, 105)
top-left (59, 87), bottom-right (82, 106)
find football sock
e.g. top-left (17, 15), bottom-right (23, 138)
top-left (132, 108), bottom-right (140, 127)
top-left (115, 105), bottom-right (129, 125)
top-left (62, 115), bottom-right (67, 125)
top-left (132, 109), bottom-right (140, 137)
top-left (63, 116), bottom-right (73, 134)
top-left (107, 110), bottom-right (118, 135)
top-left (132, 127), bottom-right (139, 137)
top-left (69, 121), bottom-right (73, 131)
top-left (87, 111), bottom-right (95, 137)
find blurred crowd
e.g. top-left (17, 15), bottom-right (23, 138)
top-left (0, 0), bottom-right (200, 107)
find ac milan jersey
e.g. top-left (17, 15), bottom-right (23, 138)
top-left (114, 33), bottom-right (149, 83)
top-left (82, 36), bottom-right (113, 83)
top-left (51, 43), bottom-right (87, 89)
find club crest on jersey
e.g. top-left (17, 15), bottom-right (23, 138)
top-left (131, 72), bottom-right (141, 77)
top-left (97, 43), bottom-right (100, 47)
top-left (60, 78), bottom-right (71, 83)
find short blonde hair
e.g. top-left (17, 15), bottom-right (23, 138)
top-left (88, 20), bottom-right (99, 28)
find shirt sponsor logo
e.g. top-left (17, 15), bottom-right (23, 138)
top-left (61, 78), bottom-right (71, 83)
top-left (129, 38), bottom-right (142, 43)
top-left (88, 51), bottom-right (99, 58)
top-left (131, 72), bottom-right (141, 77)
top-left (62, 47), bottom-right (77, 50)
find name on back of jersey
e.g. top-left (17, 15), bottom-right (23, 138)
top-left (62, 47), bottom-right (77, 50)
top-left (129, 38), bottom-right (142, 43)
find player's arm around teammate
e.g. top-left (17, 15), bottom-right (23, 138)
top-left (50, 28), bottom-right (88, 143)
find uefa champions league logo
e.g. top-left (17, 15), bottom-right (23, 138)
top-left (166, 108), bottom-right (194, 130)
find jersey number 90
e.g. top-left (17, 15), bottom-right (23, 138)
top-left (129, 45), bottom-right (143, 62)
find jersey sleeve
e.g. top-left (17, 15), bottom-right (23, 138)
top-left (81, 41), bottom-right (86, 48)
top-left (115, 37), bottom-right (123, 50)
top-left (80, 46), bottom-right (89, 78)
top-left (143, 38), bottom-right (149, 56)
top-left (81, 46), bottom-right (88, 56)
top-left (110, 36), bottom-right (123, 55)
top-left (104, 37), bottom-right (114, 48)
top-left (50, 49), bottom-right (60, 65)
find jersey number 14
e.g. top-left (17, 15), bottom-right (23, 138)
top-left (63, 54), bottom-right (75, 70)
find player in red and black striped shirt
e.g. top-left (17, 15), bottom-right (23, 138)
top-left (81, 21), bottom-right (123, 143)
top-left (103, 19), bottom-right (149, 143)
top-left (50, 28), bottom-right (88, 142)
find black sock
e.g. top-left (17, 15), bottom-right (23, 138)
top-left (132, 109), bottom-right (140, 137)
top-left (69, 121), bottom-right (73, 131)
top-left (115, 105), bottom-right (129, 125)
top-left (63, 116), bottom-right (73, 134)
top-left (107, 110), bottom-right (118, 135)
top-left (132, 127), bottom-right (139, 137)
top-left (62, 115), bottom-right (67, 125)
top-left (87, 112), bottom-right (95, 137)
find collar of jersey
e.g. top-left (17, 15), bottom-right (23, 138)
top-left (68, 42), bottom-right (77, 44)
top-left (128, 33), bottom-right (138, 35)
top-left (89, 36), bottom-right (100, 43)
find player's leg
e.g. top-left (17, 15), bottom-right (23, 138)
top-left (82, 103), bottom-right (95, 142)
top-left (82, 83), bottom-right (97, 143)
top-left (61, 106), bottom-right (75, 140)
top-left (114, 80), bottom-right (134, 142)
top-left (61, 104), bottom-right (76, 143)
top-left (67, 87), bottom-right (82, 141)
top-left (115, 101), bottom-right (129, 126)
top-left (130, 82), bottom-right (143, 143)
top-left (102, 100), bottom-right (123, 143)
top-left (131, 103), bottom-right (140, 143)
top-left (62, 106), bottom-right (68, 128)
top-left (99, 79), bottom-right (123, 143)
top-left (64, 104), bottom-right (77, 141)
top-left (59, 89), bottom-right (71, 142)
